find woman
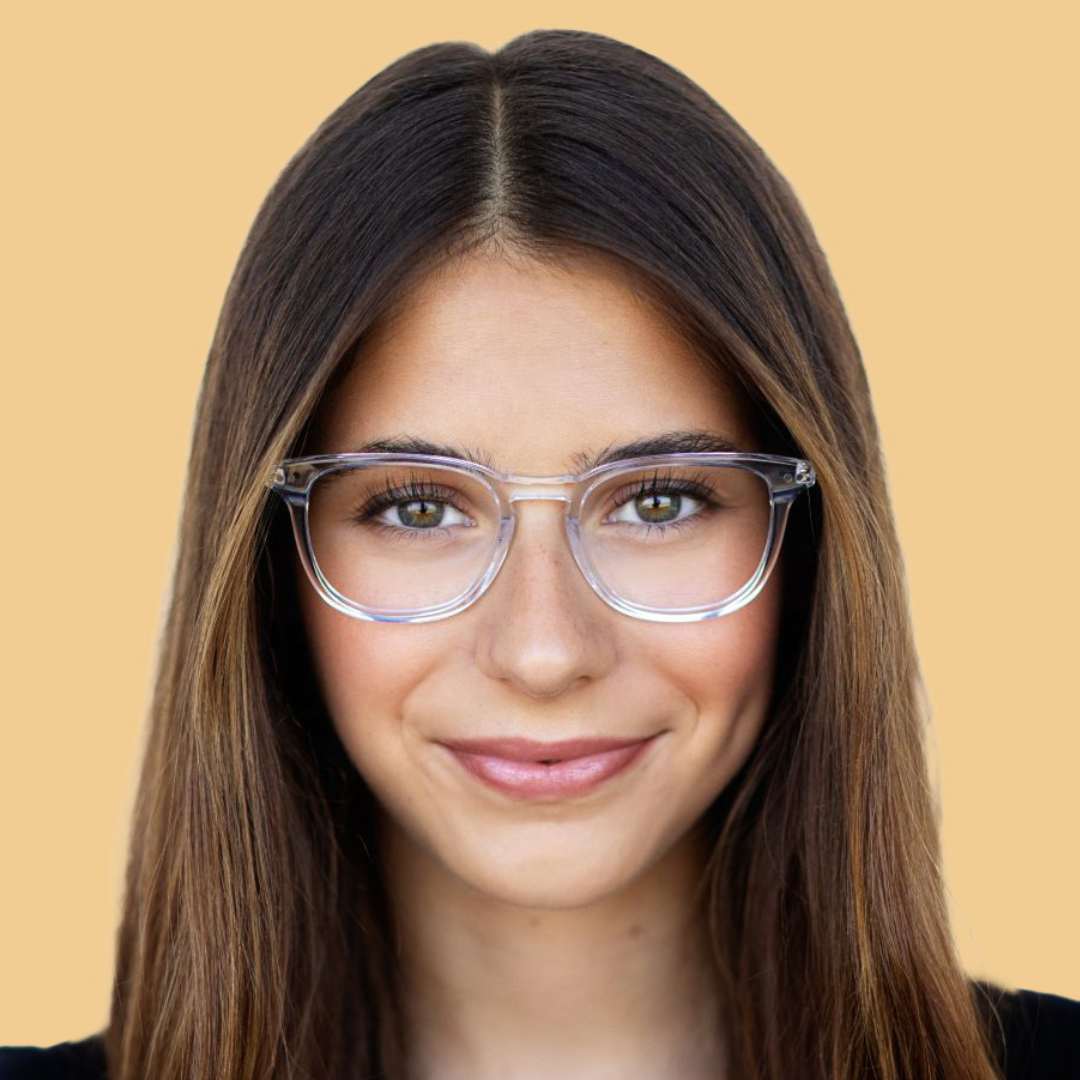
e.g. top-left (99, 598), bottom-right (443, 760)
top-left (2, 28), bottom-right (1077, 1080)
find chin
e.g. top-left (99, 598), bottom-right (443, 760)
top-left (452, 850), bottom-right (647, 910)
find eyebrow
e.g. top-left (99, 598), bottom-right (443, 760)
top-left (344, 430), bottom-right (745, 474)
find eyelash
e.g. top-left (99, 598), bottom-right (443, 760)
top-left (604, 472), bottom-right (720, 535)
top-left (352, 472), bottom-right (721, 541)
top-left (354, 480), bottom-right (468, 542)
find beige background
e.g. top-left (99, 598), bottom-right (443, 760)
top-left (3, 0), bottom-right (1077, 1047)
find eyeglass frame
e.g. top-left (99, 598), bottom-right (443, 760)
top-left (265, 450), bottom-right (817, 625)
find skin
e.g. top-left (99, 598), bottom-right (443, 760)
top-left (297, 249), bottom-right (785, 1079)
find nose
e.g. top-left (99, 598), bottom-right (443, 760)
top-left (471, 500), bottom-right (618, 698)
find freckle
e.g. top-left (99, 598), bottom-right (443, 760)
top-left (627, 923), bottom-right (644, 939)
top-left (528, 915), bottom-right (541, 928)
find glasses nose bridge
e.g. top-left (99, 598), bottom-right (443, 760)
top-left (501, 473), bottom-right (579, 508)
top-left (501, 486), bottom-right (578, 559)
top-left (502, 484), bottom-right (576, 551)
top-left (498, 477), bottom-right (581, 559)
top-left (495, 479), bottom-right (592, 602)
top-left (506, 489), bottom-right (573, 505)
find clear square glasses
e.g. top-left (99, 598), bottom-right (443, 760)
top-left (266, 451), bottom-right (816, 624)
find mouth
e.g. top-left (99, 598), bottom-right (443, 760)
top-left (435, 733), bottom-right (663, 800)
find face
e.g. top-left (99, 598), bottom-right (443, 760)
top-left (297, 250), bottom-right (784, 908)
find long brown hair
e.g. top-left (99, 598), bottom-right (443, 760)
top-left (104, 28), bottom-right (1010, 1078)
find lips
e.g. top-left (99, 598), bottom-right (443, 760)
top-left (437, 735), bottom-right (652, 763)
top-left (436, 733), bottom-right (662, 799)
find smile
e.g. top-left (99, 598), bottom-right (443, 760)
top-left (437, 733), bottom-right (662, 800)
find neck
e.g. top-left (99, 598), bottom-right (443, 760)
top-left (378, 812), bottom-right (728, 1079)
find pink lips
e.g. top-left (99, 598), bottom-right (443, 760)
top-left (438, 734), bottom-right (660, 799)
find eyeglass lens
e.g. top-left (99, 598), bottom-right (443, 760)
top-left (305, 461), bottom-right (772, 612)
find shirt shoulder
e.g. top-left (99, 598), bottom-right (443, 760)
top-left (0, 1034), bottom-right (107, 1079)
top-left (973, 979), bottom-right (1080, 1079)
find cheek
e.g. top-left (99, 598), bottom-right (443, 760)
top-left (675, 592), bottom-right (780, 700)
top-left (297, 576), bottom-right (411, 747)
top-left (649, 565), bottom-right (783, 774)
top-left (297, 575), bottom-right (449, 799)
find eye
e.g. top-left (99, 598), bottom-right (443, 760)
top-left (374, 495), bottom-right (471, 531)
top-left (611, 488), bottom-right (701, 526)
top-left (604, 477), bottom-right (716, 530)
top-left (356, 482), bottom-right (475, 533)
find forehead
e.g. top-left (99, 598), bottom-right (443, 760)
top-left (311, 251), bottom-right (756, 474)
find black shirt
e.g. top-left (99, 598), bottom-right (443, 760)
top-left (977, 982), bottom-right (1080, 1078)
top-left (1, 982), bottom-right (1077, 1077)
